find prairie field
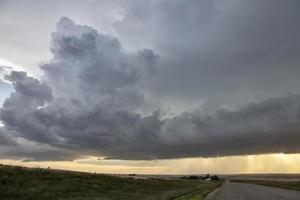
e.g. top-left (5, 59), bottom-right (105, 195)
top-left (0, 165), bottom-right (221, 200)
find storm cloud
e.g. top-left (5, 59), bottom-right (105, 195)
top-left (115, 0), bottom-right (300, 110)
top-left (1, 1), bottom-right (300, 161)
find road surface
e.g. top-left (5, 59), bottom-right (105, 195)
top-left (205, 181), bottom-right (300, 200)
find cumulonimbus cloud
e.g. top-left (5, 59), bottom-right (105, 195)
top-left (1, 17), bottom-right (300, 161)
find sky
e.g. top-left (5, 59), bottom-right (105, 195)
top-left (1, 0), bottom-right (300, 174)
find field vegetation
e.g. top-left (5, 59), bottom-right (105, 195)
top-left (0, 164), bottom-right (221, 200)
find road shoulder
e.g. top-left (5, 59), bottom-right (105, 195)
top-left (204, 183), bottom-right (223, 200)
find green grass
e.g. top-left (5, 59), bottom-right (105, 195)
top-left (0, 165), bottom-right (221, 200)
top-left (232, 179), bottom-right (300, 191)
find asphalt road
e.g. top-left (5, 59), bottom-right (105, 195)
top-left (206, 181), bottom-right (300, 200)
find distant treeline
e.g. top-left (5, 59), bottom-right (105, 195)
top-left (181, 174), bottom-right (220, 181)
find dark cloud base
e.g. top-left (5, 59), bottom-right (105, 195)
top-left (1, 17), bottom-right (300, 161)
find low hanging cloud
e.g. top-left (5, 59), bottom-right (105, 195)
top-left (1, 17), bottom-right (300, 161)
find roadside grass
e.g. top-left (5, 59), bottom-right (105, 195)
top-left (0, 165), bottom-right (221, 200)
top-left (231, 179), bottom-right (300, 191)
top-left (171, 182), bottom-right (222, 200)
top-left (171, 182), bottom-right (221, 200)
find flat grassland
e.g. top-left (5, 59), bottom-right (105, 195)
top-left (231, 179), bottom-right (300, 191)
top-left (0, 165), bottom-right (221, 200)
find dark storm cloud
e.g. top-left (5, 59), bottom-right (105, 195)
top-left (0, 17), bottom-right (161, 160)
top-left (115, 0), bottom-right (300, 108)
top-left (0, 127), bottom-right (16, 146)
top-left (1, 17), bottom-right (300, 160)
top-left (1, 0), bottom-right (300, 107)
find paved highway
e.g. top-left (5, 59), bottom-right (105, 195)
top-left (205, 181), bottom-right (300, 200)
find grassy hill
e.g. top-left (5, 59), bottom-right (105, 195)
top-left (0, 164), bottom-right (221, 200)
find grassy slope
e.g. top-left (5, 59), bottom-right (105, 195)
top-left (0, 165), bottom-right (221, 200)
top-left (232, 179), bottom-right (300, 191)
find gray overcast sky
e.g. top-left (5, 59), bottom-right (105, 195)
top-left (1, 0), bottom-right (300, 161)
